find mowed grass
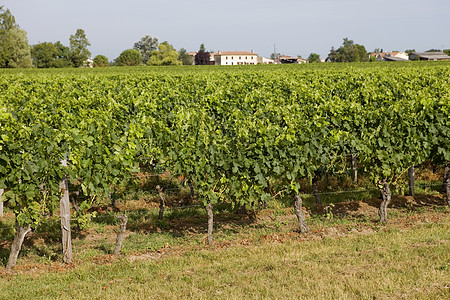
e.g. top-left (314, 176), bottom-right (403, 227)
top-left (0, 220), bottom-right (448, 299)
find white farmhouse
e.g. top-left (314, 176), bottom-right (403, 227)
top-left (257, 56), bottom-right (275, 64)
top-left (213, 51), bottom-right (258, 65)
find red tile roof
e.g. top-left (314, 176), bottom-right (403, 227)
top-left (213, 51), bottom-right (257, 56)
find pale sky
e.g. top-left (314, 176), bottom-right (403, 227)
top-left (3, 0), bottom-right (450, 60)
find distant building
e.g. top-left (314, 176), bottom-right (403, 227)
top-left (257, 57), bottom-right (275, 64)
top-left (408, 52), bottom-right (450, 61)
top-left (213, 51), bottom-right (258, 65)
top-left (384, 56), bottom-right (408, 62)
top-left (84, 57), bottom-right (94, 68)
top-left (278, 56), bottom-right (306, 64)
top-left (369, 52), bottom-right (408, 61)
top-left (187, 52), bottom-right (197, 65)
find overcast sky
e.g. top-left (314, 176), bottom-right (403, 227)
top-left (3, 0), bottom-right (450, 60)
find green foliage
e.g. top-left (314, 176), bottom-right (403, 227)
top-left (30, 41), bottom-right (72, 68)
top-left (307, 53), bottom-right (321, 63)
top-left (147, 41), bottom-right (181, 66)
top-left (93, 55), bottom-right (109, 67)
top-left (0, 62), bottom-right (449, 235)
top-left (0, 14), bottom-right (32, 68)
top-left (69, 29), bottom-right (91, 67)
top-left (116, 49), bottom-right (142, 66)
top-left (328, 38), bottom-right (369, 62)
top-left (0, 6), bottom-right (16, 34)
top-left (31, 42), bottom-right (58, 68)
top-left (31, 42), bottom-right (72, 68)
top-left (324, 203), bottom-right (335, 220)
top-left (0, 73), bottom-right (145, 232)
top-left (179, 48), bottom-right (193, 65)
top-left (133, 35), bottom-right (159, 64)
top-left (2, 27), bottom-right (32, 68)
top-left (53, 42), bottom-right (73, 67)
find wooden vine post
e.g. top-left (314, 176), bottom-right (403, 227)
top-left (408, 165), bottom-right (415, 197)
top-left (0, 188), bottom-right (3, 218)
top-left (156, 185), bottom-right (166, 220)
top-left (60, 157), bottom-right (73, 264)
top-left (188, 179), bottom-right (195, 200)
top-left (114, 214), bottom-right (128, 256)
top-left (352, 154), bottom-right (358, 183)
top-left (444, 165), bottom-right (450, 206)
top-left (206, 202), bottom-right (214, 245)
top-left (312, 175), bottom-right (321, 205)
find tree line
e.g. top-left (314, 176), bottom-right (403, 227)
top-left (3, 5), bottom-right (450, 68)
top-left (0, 6), bottom-right (195, 69)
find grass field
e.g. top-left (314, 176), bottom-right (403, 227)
top-left (0, 194), bottom-right (449, 299)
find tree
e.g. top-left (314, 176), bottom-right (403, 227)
top-left (54, 41), bottom-right (72, 67)
top-left (31, 42), bottom-right (57, 68)
top-left (270, 52), bottom-right (280, 60)
top-left (0, 27), bottom-right (32, 68)
top-left (307, 53), bottom-right (321, 63)
top-left (194, 50), bottom-right (212, 65)
top-left (194, 44), bottom-right (214, 65)
top-left (443, 49), bottom-right (450, 56)
top-left (327, 38), bottom-right (368, 62)
top-left (31, 41), bottom-right (72, 68)
top-left (116, 49), bottom-right (142, 66)
top-left (93, 55), bottom-right (109, 67)
top-left (0, 6), bottom-right (17, 34)
top-left (179, 48), bottom-right (193, 65)
top-left (0, 7), bottom-right (32, 68)
top-left (147, 41), bottom-right (181, 66)
top-left (133, 35), bottom-right (159, 64)
top-left (69, 29), bottom-right (91, 67)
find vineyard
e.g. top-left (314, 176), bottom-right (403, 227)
top-left (0, 62), bottom-right (449, 273)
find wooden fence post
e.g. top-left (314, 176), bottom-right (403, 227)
top-left (60, 158), bottom-right (73, 264)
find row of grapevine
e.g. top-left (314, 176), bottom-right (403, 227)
top-left (0, 63), bottom-right (449, 267)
